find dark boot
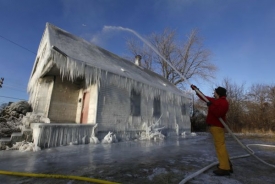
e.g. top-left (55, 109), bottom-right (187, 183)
top-left (216, 160), bottom-right (233, 173)
top-left (213, 168), bottom-right (230, 176)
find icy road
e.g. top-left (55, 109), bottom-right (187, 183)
top-left (0, 133), bottom-right (274, 184)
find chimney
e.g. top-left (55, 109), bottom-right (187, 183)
top-left (135, 55), bottom-right (141, 66)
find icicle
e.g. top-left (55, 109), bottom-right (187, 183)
top-left (175, 123), bottom-right (179, 136)
top-left (28, 46), bottom-right (191, 109)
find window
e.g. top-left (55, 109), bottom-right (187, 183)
top-left (130, 89), bottom-right (141, 116)
top-left (181, 104), bottom-right (187, 115)
top-left (153, 97), bottom-right (161, 117)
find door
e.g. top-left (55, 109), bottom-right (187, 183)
top-left (81, 92), bottom-right (90, 124)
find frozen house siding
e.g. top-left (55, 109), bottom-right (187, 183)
top-left (96, 74), bottom-right (130, 134)
top-left (160, 97), bottom-right (190, 133)
top-left (94, 73), bottom-right (191, 139)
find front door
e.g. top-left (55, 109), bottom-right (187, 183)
top-left (81, 92), bottom-right (90, 124)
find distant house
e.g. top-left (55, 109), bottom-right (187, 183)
top-left (27, 23), bottom-right (191, 144)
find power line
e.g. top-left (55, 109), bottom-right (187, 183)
top-left (0, 34), bottom-right (36, 55)
top-left (0, 77), bottom-right (28, 88)
top-left (4, 84), bottom-right (27, 92)
top-left (4, 82), bottom-right (27, 89)
top-left (0, 95), bottom-right (27, 100)
top-left (1, 86), bottom-right (27, 93)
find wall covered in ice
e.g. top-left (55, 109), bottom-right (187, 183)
top-left (95, 72), bottom-right (191, 139)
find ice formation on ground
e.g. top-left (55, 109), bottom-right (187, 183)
top-left (22, 112), bottom-right (50, 128)
top-left (0, 101), bottom-right (32, 138)
top-left (90, 123), bottom-right (100, 144)
top-left (148, 167), bottom-right (168, 181)
top-left (4, 111), bottom-right (172, 152)
top-left (101, 131), bottom-right (118, 144)
top-left (5, 141), bottom-right (39, 152)
top-left (0, 101), bottom-right (31, 121)
top-left (0, 120), bottom-right (22, 138)
top-left (4, 112), bottom-right (56, 151)
top-left (181, 131), bottom-right (197, 137)
top-left (140, 116), bottom-right (165, 141)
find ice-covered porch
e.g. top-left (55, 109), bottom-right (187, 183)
top-left (31, 123), bottom-right (98, 150)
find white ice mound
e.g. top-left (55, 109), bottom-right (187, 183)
top-left (181, 131), bottom-right (197, 137)
top-left (6, 141), bottom-right (41, 152)
top-left (140, 115), bottom-right (166, 140)
top-left (140, 123), bottom-right (165, 140)
top-left (22, 112), bottom-right (50, 128)
top-left (101, 131), bottom-right (118, 144)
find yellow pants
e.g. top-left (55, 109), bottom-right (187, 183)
top-left (209, 126), bottom-right (230, 170)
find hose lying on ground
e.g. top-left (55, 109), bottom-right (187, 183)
top-left (179, 143), bottom-right (275, 184)
top-left (179, 154), bottom-right (251, 184)
top-left (0, 170), bottom-right (120, 184)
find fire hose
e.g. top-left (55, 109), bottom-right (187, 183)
top-left (0, 170), bottom-right (120, 184)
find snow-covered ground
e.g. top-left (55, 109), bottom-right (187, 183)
top-left (0, 133), bottom-right (274, 184)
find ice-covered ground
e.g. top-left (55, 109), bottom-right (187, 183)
top-left (0, 133), bottom-right (274, 184)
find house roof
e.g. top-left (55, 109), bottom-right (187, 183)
top-left (28, 23), bottom-right (190, 102)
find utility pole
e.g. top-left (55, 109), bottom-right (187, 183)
top-left (0, 77), bottom-right (4, 88)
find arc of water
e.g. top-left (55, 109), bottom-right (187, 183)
top-left (103, 26), bottom-right (192, 87)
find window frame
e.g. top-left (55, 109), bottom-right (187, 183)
top-left (130, 89), bottom-right (141, 116)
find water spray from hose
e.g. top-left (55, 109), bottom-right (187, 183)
top-left (103, 26), bottom-right (192, 87)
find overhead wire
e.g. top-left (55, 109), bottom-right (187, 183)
top-left (0, 95), bottom-right (26, 100)
top-left (0, 35), bottom-right (33, 103)
top-left (2, 84), bottom-right (26, 92)
top-left (0, 34), bottom-right (36, 55)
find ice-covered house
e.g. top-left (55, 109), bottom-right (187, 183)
top-left (27, 23), bottom-right (191, 149)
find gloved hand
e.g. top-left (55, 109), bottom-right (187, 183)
top-left (191, 84), bottom-right (198, 90)
top-left (206, 102), bottom-right (212, 106)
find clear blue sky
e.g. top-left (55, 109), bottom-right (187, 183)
top-left (0, 0), bottom-right (275, 104)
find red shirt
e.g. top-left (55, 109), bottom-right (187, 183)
top-left (197, 94), bottom-right (229, 128)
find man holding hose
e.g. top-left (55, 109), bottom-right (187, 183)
top-left (191, 85), bottom-right (233, 176)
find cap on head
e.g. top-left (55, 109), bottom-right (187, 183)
top-left (215, 87), bottom-right (227, 97)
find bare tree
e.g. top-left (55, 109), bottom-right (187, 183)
top-left (219, 78), bottom-right (246, 132)
top-left (267, 85), bottom-right (275, 130)
top-left (246, 84), bottom-right (275, 132)
top-left (126, 28), bottom-right (217, 89)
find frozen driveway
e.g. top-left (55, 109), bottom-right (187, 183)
top-left (0, 133), bottom-right (274, 184)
